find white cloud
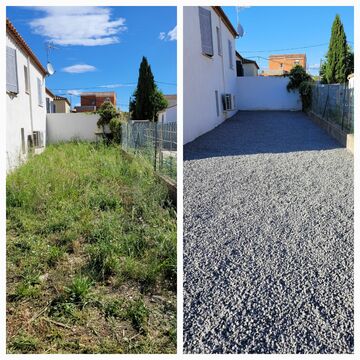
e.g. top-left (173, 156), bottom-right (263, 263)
top-left (98, 83), bottom-right (136, 88)
top-left (309, 63), bottom-right (320, 70)
top-left (29, 7), bottom-right (127, 46)
top-left (159, 25), bottom-right (177, 41)
top-left (62, 64), bottom-right (96, 73)
top-left (66, 89), bottom-right (82, 96)
top-left (167, 26), bottom-right (177, 41)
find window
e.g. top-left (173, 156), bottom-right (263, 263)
top-left (24, 65), bottom-right (30, 93)
top-left (46, 97), bottom-right (51, 113)
top-left (294, 60), bottom-right (300, 65)
top-left (236, 61), bottom-right (244, 77)
top-left (6, 46), bottom-right (18, 94)
top-left (216, 26), bottom-right (222, 55)
top-left (199, 7), bottom-right (213, 56)
top-left (228, 40), bottom-right (233, 69)
top-left (21, 128), bottom-right (25, 154)
top-left (52, 102), bottom-right (56, 113)
top-left (280, 63), bottom-right (283, 68)
top-left (37, 78), bottom-right (43, 106)
top-left (215, 90), bottom-right (220, 117)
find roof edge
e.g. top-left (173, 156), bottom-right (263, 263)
top-left (212, 7), bottom-right (238, 38)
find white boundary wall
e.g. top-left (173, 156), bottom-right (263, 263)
top-left (237, 77), bottom-right (301, 111)
top-left (46, 113), bottom-right (100, 144)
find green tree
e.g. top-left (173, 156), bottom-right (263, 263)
top-left (287, 65), bottom-right (313, 110)
top-left (130, 57), bottom-right (168, 121)
top-left (322, 15), bottom-right (349, 83)
top-left (97, 101), bottom-right (118, 131)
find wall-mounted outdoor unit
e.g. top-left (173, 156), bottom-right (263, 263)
top-left (222, 93), bottom-right (234, 111)
top-left (33, 131), bottom-right (44, 148)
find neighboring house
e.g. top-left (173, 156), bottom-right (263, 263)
top-left (158, 94), bottom-right (177, 123)
top-left (54, 95), bottom-right (71, 113)
top-left (261, 53), bottom-right (307, 76)
top-left (75, 92), bottom-right (116, 112)
top-left (347, 73), bottom-right (354, 89)
top-left (184, 6), bottom-right (238, 144)
top-left (236, 51), bottom-right (259, 77)
top-left (6, 19), bottom-right (47, 171)
top-left (45, 88), bottom-right (56, 113)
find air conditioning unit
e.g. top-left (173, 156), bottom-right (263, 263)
top-left (222, 93), bottom-right (233, 111)
top-left (33, 131), bottom-right (44, 148)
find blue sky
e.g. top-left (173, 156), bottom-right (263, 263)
top-left (7, 6), bottom-right (177, 111)
top-left (223, 6), bottom-right (354, 75)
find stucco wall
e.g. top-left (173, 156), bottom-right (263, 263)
top-left (236, 77), bottom-right (301, 111)
top-left (46, 113), bottom-right (100, 144)
top-left (184, 6), bottom-right (237, 144)
top-left (159, 105), bottom-right (177, 123)
top-left (6, 32), bottom-right (46, 171)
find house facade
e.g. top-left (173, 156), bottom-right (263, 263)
top-left (75, 92), bottom-right (117, 112)
top-left (158, 94), bottom-right (177, 123)
top-left (184, 6), bottom-right (238, 144)
top-left (6, 19), bottom-right (47, 171)
top-left (236, 51), bottom-right (259, 77)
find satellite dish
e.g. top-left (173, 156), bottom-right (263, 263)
top-left (237, 23), bottom-right (244, 37)
top-left (47, 62), bottom-right (55, 76)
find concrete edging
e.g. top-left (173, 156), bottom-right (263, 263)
top-left (119, 148), bottom-right (177, 207)
top-left (306, 111), bottom-right (353, 154)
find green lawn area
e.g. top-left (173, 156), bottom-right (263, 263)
top-left (6, 142), bottom-right (176, 354)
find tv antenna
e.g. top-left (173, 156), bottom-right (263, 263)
top-left (236, 7), bottom-right (245, 37)
top-left (45, 41), bottom-right (57, 76)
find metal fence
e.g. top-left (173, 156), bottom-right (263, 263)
top-left (310, 83), bottom-right (354, 133)
top-left (121, 120), bottom-right (177, 180)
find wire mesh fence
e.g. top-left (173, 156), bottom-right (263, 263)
top-left (121, 120), bottom-right (177, 180)
top-left (310, 83), bottom-right (354, 133)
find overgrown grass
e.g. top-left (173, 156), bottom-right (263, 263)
top-left (7, 141), bottom-right (176, 354)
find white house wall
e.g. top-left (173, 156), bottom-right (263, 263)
top-left (6, 33), bottom-right (46, 171)
top-left (46, 113), bottom-right (100, 143)
top-left (184, 6), bottom-right (237, 144)
top-left (236, 77), bottom-right (302, 111)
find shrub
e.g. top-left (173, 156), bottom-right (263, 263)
top-left (109, 117), bottom-right (122, 143)
top-left (97, 101), bottom-right (118, 130)
top-left (287, 65), bottom-right (313, 111)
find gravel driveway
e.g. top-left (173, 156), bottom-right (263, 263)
top-left (183, 111), bottom-right (353, 354)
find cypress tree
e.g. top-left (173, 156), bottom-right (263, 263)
top-left (324, 14), bottom-right (348, 83)
top-left (133, 56), bottom-right (156, 119)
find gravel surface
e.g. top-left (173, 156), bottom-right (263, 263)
top-left (183, 111), bottom-right (353, 354)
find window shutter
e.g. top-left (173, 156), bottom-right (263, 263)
top-left (228, 40), bottom-right (233, 69)
top-left (37, 78), bottom-right (43, 106)
top-left (6, 47), bottom-right (19, 93)
top-left (199, 7), bottom-right (213, 56)
top-left (52, 102), bottom-right (56, 113)
top-left (216, 27), bottom-right (222, 55)
top-left (46, 98), bottom-right (50, 113)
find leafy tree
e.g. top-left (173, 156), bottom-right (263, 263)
top-left (130, 57), bottom-right (168, 121)
top-left (97, 101), bottom-right (118, 131)
top-left (287, 65), bottom-right (313, 110)
top-left (322, 15), bottom-right (350, 83)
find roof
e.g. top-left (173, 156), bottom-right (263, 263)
top-left (212, 7), bottom-right (238, 38)
top-left (54, 95), bottom-right (71, 106)
top-left (80, 92), bottom-right (116, 97)
top-left (6, 18), bottom-right (47, 76)
top-left (46, 88), bottom-right (55, 98)
top-left (269, 54), bottom-right (306, 59)
top-left (235, 51), bottom-right (259, 69)
top-left (164, 94), bottom-right (177, 108)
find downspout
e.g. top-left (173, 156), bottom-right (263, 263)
top-left (26, 56), bottom-right (34, 144)
top-left (219, 19), bottom-right (227, 119)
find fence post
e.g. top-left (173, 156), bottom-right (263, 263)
top-left (154, 122), bottom-right (157, 172)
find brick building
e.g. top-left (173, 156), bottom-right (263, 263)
top-left (261, 54), bottom-right (307, 76)
top-left (75, 92), bottom-right (117, 112)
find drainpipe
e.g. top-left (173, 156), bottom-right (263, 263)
top-left (219, 19), bottom-right (227, 119)
top-left (26, 55), bottom-right (34, 144)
